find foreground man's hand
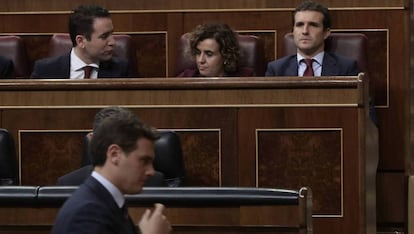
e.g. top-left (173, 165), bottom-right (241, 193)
top-left (139, 203), bottom-right (171, 234)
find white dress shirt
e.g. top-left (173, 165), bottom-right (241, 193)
top-left (91, 171), bottom-right (125, 208)
top-left (70, 49), bottom-right (99, 79)
top-left (297, 52), bottom-right (324, 77)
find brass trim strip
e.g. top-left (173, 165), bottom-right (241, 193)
top-left (0, 7), bottom-right (406, 15)
top-left (0, 104), bottom-right (360, 109)
top-left (0, 31), bottom-right (167, 36)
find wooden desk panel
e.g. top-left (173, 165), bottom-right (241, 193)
top-left (0, 76), bottom-right (376, 234)
top-left (0, 206), bottom-right (305, 234)
top-left (0, 77), bottom-right (360, 107)
top-left (0, 186), bottom-right (311, 234)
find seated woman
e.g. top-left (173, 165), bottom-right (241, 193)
top-left (177, 23), bottom-right (255, 77)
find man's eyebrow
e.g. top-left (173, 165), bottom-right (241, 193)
top-left (140, 155), bottom-right (154, 162)
top-left (308, 21), bottom-right (322, 26)
top-left (98, 30), bottom-right (113, 38)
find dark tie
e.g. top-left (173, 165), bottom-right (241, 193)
top-left (302, 58), bottom-right (314, 76)
top-left (121, 204), bottom-right (129, 220)
top-left (121, 204), bottom-right (139, 234)
top-left (83, 66), bottom-right (93, 79)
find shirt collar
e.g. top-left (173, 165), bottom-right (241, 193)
top-left (70, 49), bottom-right (100, 72)
top-left (91, 171), bottom-right (125, 208)
top-left (297, 51), bottom-right (325, 65)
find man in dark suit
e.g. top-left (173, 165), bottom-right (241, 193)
top-left (52, 107), bottom-right (171, 234)
top-left (265, 1), bottom-right (359, 76)
top-left (0, 55), bottom-right (14, 78)
top-left (31, 5), bottom-right (130, 78)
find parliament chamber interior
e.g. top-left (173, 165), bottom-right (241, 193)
top-left (0, 0), bottom-right (411, 233)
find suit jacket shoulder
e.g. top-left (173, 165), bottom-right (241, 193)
top-left (56, 165), bottom-right (93, 186)
top-left (31, 54), bottom-right (131, 78)
top-left (322, 52), bottom-right (360, 76)
top-left (0, 56), bottom-right (14, 78)
top-left (265, 55), bottom-right (298, 76)
top-left (52, 176), bottom-right (137, 234)
top-left (265, 52), bottom-right (359, 77)
top-left (99, 58), bottom-right (130, 78)
top-left (31, 54), bottom-right (70, 78)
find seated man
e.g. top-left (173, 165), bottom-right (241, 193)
top-left (57, 106), bottom-right (167, 187)
top-left (266, 1), bottom-right (378, 126)
top-left (265, 1), bottom-right (359, 76)
top-left (0, 55), bottom-right (14, 78)
top-left (31, 5), bottom-right (130, 79)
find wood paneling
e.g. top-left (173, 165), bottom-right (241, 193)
top-left (0, 0), bottom-right (407, 12)
top-left (0, 192), bottom-right (310, 234)
top-left (20, 131), bottom-right (85, 185)
top-left (131, 33), bottom-right (166, 77)
top-left (0, 76), bottom-right (376, 234)
top-left (257, 129), bottom-right (342, 215)
top-left (18, 130), bottom-right (222, 187)
top-left (377, 172), bottom-right (406, 223)
top-left (0, 2), bottom-right (409, 232)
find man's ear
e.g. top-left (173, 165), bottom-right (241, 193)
top-left (323, 28), bottom-right (331, 40)
top-left (87, 132), bottom-right (93, 141)
top-left (107, 144), bottom-right (121, 165)
top-left (75, 35), bottom-right (86, 48)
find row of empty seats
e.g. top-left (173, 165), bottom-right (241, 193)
top-left (0, 129), bottom-right (186, 187)
top-left (0, 33), bottom-right (368, 78)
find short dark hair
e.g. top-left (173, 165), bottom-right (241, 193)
top-left (293, 1), bottom-right (331, 30)
top-left (90, 107), bottom-right (158, 166)
top-left (188, 23), bottom-right (241, 73)
top-left (92, 106), bottom-right (125, 132)
top-left (69, 5), bottom-right (111, 47)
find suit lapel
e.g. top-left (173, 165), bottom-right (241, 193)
top-left (57, 54), bottom-right (71, 78)
top-left (321, 52), bottom-right (338, 76)
top-left (285, 56), bottom-right (299, 76)
top-left (98, 61), bottom-right (112, 78)
top-left (86, 177), bottom-right (138, 234)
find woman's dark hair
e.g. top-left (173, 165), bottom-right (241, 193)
top-left (189, 23), bottom-right (241, 73)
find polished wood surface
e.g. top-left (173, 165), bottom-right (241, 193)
top-left (0, 0), bottom-right (409, 232)
top-left (0, 0), bottom-right (407, 12)
top-left (0, 77), bottom-right (361, 107)
top-left (0, 76), bottom-right (376, 234)
top-left (0, 204), bottom-right (306, 234)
